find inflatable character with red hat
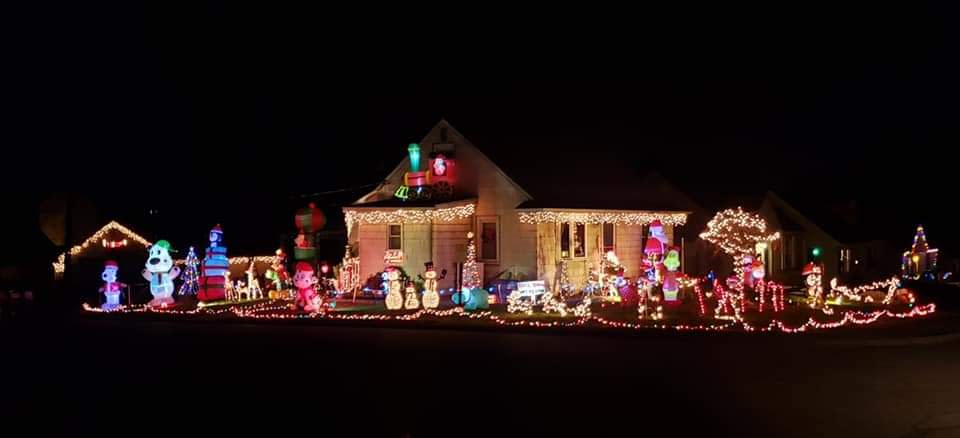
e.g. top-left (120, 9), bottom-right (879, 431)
top-left (293, 262), bottom-right (319, 312)
top-left (99, 260), bottom-right (126, 310)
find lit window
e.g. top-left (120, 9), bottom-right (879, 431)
top-left (602, 223), bottom-right (615, 253)
top-left (388, 224), bottom-right (402, 250)
top-left (840, 248), bottom-right (852, 273)
top-left (560, 223), bottom-right (586, 259)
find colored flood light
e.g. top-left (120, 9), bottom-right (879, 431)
top-left (407, 143), bottom-right (421, 172)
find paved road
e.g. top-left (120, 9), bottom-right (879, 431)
top-left (3, 316), bottom-right (960, 437)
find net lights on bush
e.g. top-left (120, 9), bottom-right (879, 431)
top-left (518, 210), bottom-right (687, 226)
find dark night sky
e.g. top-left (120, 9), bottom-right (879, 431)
top-left (6, 3), bottom-right (960, 257)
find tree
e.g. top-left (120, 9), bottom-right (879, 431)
top-left (178, 246), bottom-right (200, 296)
top-left (462, 232), bottom-right (480, 290)
top-left (699, 207), bottom-right (780, 289)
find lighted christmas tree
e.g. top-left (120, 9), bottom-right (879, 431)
top-left (462, 232), bottom-right (480, 289)
top-left (177, 246), bottom-right (199, 296)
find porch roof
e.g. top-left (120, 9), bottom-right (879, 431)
top-left (342, 199), bottom-right (478, 234)
top-left (515, 207), bottom-right (689, 226)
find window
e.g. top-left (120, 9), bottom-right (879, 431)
top-left (388, 224), bottom-right (402, 250)
top-left (787, 235), bottom-right (797, 269)
top-left (602, 223), bottom-right (615, 253)
top-left (560, 223), bottom-right (586, 259)
top-left (840, 248), bottom-right (851, 273)
top-left (477, 216), bottom-right (499, 261)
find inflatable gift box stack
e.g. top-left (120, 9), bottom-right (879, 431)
top-left (199, 224), bottom-right (229, 302)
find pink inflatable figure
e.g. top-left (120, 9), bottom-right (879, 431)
top-left (293, 262), bottom-right (319, 312)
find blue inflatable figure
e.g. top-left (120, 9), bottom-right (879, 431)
top-left (451, 287), bottom-right (489, 310)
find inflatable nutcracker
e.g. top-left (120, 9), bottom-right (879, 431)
top-left (99, 260), bottom-right (126, 310)
top-left (198, 224), bottom-right (229, 302)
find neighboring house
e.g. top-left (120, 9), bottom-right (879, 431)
top-left (900, 225), bottom-right (938, 279)
top-left (344, 120), bottom-right (690, 292)
top-left (752, 192), bottom-right (898, 285)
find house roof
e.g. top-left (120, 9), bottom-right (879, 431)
top-left (355, 120), bottom-right (532, 205)
top-left (356, 120), bottom-right (700, 214)
top-left (344, 197), bottom-right (476, 209)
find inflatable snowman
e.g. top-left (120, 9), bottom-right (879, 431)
top-left (142, 240), bottom-right (181, 307)
top-left (293, 262), bottom-right (318, 312)
top-left (384, 266), bottom-right (403, 310)
top-left (403, 282), bottom-right (420, 310)
top-left (421, 261), bottom-right (443, 309)
top-left (99, 260), bottom-right (125, 310)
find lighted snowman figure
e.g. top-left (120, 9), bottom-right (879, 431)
top-left (662, 248), bottom-right (681, 302)
top-left (421, 261), bottom-right (442, 309)
top-left (142, 240), bottom-right (181, 307)
top-left (803, 262), bottom-right (823, 307)
top-left (99, 260), bottom-right (125, 310)
top-left (384, 266), bottom-right (403, 310)
top-left (403, 282), bottom-right (420, 310)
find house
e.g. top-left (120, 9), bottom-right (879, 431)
top-left (51, 220), bottom-right (280, 304)
top-left (343, 120), bottom-right (690, 292)
top-left (632, 186), bottom-right (901, 286)
top-left (740, 192), bottom-right (899, 285)
top-left (901, 225), bottom-right (938, 278)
